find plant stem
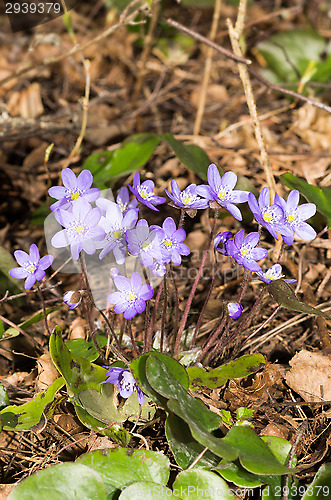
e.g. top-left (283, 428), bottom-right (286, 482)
top-left (160, 273), bottom-right (168, 353)
top-left (37, 285), bottom-right (52, 337)
top-left (145, 279), bottom-right (164, 352)
top-left (173, 209), bottom-right (219, 359)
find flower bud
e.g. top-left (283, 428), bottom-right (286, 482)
top-left (227, 302), bottom-right (243, 319)
top-left (63, 290), bottom-right (82, 309)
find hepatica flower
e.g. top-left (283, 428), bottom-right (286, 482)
top-left (227, 302), bottom-right (243, 319)
top-left (48, 168), bottom-right (100, 212)
top-left (102, 367), bottom-right (146, 405)
top-left (248, 187), bottom-right (292, 240)
top-left (226, 229), bottom-right (268, 272)
top-left (9, 244), bottom-right (53, 290)
top-left (51, 199), bottom-right (105, 260)
top-left (126, 220), bottom-right (165, 268)
top-left (165, 180), bottom-right (209, 210)
top-left (256, 264), bottom-right (297, 284)
top-left (107, 271), bottom-right (154, 319)
top-left (129, 172), bottom-right (166, 211)
top-left (96, 198), bottom-right (138, 263)
top-left (63, 290), bottom-right (82, 309)
top-left (196, 164), bottom-right (250, 221)
top-left (274, 190), bottom-right (316, 245)
top-left (157, 217), bottom-right (190, 266)
top-left (214, 231), bottom-right (233, 255)
top-left (116, 186), bottom-right (139, 215)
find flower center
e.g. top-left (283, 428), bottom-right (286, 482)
top-left (75, 224), bottom-right (85, 233)
top-left (138, 187), bottom-right (153, 200)
top-left (127, 292), bottom-right (137, 302)
top-left (217, 188), bottom-right (228, 201)
top-left (287, 214), bottom-right (296, 224)
top-left (265, 269), bottom-right (283, 281)
top-left (240, 247), bottom-right (250, 257)
top-left (263, 211), bottom-right (272, 223)
top-left (141, 241), bottom-right (152, 251)
top-left (182, 196), bottom-right (190, 205)
top-left (71, 192), bottom-right (80, 201)
top-left (163, 239), bottom-right (173, 248)
top-left (112, 229), bottom-right (123, 240)
top-left (28, 264), bottom-right (36, 273)
top-left (117, 201), bottom-right (126, 213)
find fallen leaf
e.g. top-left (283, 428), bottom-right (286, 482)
top-left (286, 350), bottom-right (331, 402)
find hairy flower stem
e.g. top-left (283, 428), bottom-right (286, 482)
top-left (178, 208), bottom-right (186, 229)
top-left (79, 254), bottom-right (105, 362)
top-left (127, 320), bottom-right (140, 356)
top-left (37, 285), bottom-right (51, 337)
top-left (174, 209), bottom-right (219, 359)
top-left (196, 315), bottom-right (228, 364)
top-left (170, 268), bottom-right (180, 346)
top-left (145, 279), bottom-right (164, 352)
top-left (160, 274), bottom-right (168, 353)
top-left (189, 259), bottom-right (218, 349)
top-left (276, 240), bottom-right (285, 263)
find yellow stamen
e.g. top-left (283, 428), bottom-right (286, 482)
top-left (182, 196), bottom-right (190, 205)
top-left (113, 230), bottom-right (122, 239)
top-left (263, 212), bottom-right (272, 223)
top-left (287, 214), bottom-right (295, 224)
top-left (128, 292), bottom-right (136, 301)
top-left (28, 264), bottom-right (36, 273)
top-left (75, 225), bottom-right (84, 233)
top-left (218, 188), bottom-right (227, 200)
top-left (240, 247), bottom-right (249, 257)
top-left (71, 192), bottom-right (80, 200)
top-left (164, 239), bottom-right (172, 248)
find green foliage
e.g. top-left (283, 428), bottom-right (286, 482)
top-left (1, 307), bottom-right (57, 342)
top-left (187, 353), bottom-right (265, 389)
top-left (77, 448), bottom-right (170, 498)
top-left (172, 469), bottom-right (233, 499)
top-left (0, 383), bottom-right (10, 411)
top-left (82, 134), bottom-right (160, 189)
top-left (65, 335), bottom-right (107, 362)
top-left (267, 279), bottom-right (331, 319)
top-left (0, 377), bottom-right (64, 431)
top-left (8, 463), bottom-right (107, 500)
top-left (0, 245), bottom-right (24, 293)
top-left (256, 30), bottom-right (331, 93)
top-left (280, 172), bottom-right (331, 228)
top-left (49, 326), bottom-right (131, 443)
top-left (82, 132), bottom-right (211, 190)
top-left (302, 463), bottom-right (331, 500)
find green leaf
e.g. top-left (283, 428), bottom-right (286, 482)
top-left (0, 246), bottom-right (24, 294)
top-left (256, 30), bottom-right (331, 93)
top-left (302, 463), bottom-right (331, 500)
top-left (77, 448), bottom-right (170, 497)
top-left (49, 326), bottom-right (130, 443)
top-left (161, 133), bottom-right (211, 180)
top-left (173, 469), bottom-right (233, 500)
top-left (222, 427), bottom-right (292, 475)
top-left (165, 412), bottom-right (220, 470)
top-left (82, 133), bottom-right (160, 189)
top-left (130, 352), bottom-right (189, 408)
top-left (0, 382), bottom-right (10, 410)
top-left (280, 172), bottom-right (331, 228)
top-left (65, 336), bottom-right (107, 362)
top-left (119, 482), bottom-right (178, 499)
top-left (215, 460), bottom-right (264, 488)
top-left (7, 463), bottom-right (107, 500)
top-left (1, 307), bottom-right (58, 342)
top-left (0, 377), bottom-right (64, 431)
top-left (187, 354), bottom-right (265, 389)
top-left (267, 279), bottom-right (331, 319)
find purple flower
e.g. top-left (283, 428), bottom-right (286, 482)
top-left (107, 271), bottom-right (154, 319)
top-left (96, 198), bottom-right (138, 263)
top-left (9, 244), bottom-right (53, 290)
top-left (48, 168), bottom-right (100, 212)
top-left (214, 231), bottom-right (233, 255)
top-left (165, 180), bottom-right (209, 209)
top-left (126, 220), bottom-right (165, 268)
top-left (274, 190), bottom-right (316, 245)
top-left (227, 302), bottom-right (243, 319)
top-left (248, 187), bottom-right (293, 240)
top-left (63, 290), bottom-right (82, 309)
top-left (116, 186), bottom-right (139, 215)
top-left (129, 172), bottom-right (166, 211)
top-left (196, 164), bottom-right (250, 221)
top-left (256, 264), bottom-right (297, 284)
top-left (156, 217), bottom-right (190, 266)
top-left (102, 366), bottom-right (146, 405)
top-left (51, 199), bottom-right (105, 260)
top-left (226, 230), bottom-right (268, 272)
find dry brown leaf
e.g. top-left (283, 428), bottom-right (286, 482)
top-left (286, 350), bottom-right (331, 402)
top-left (190, 84), bottom-right (228, 109)
top-left (259, 422), bottom-right (289, 440)
top-left (291, 104), bottom-right (331, 150)
top-left (68, 316), bottom-right (86, 340)
top-left (7, 83), bottom-right (43, 119)
top-left (36, 352), bottom-right (60, 392)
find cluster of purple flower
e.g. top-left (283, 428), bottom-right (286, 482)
top-left (9, 163), bottom-right (316, 310)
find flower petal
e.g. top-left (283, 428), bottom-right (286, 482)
top-left (77, 169), bottom-right (93, 191)
top-left (9, 267), bottom-right (29, 279)
top-left (207, 163), bottom-right (222, 192)
top-left (259, 187), bottom-right (270, 209)
top-left (39, 255), bottom-right (54, 270)
top-left (225, 203), bottom-right (242, 221)
top-left (294, 221), bottom-right (316, 241)
top-left (24, 274), bottom-right (36, 290)
top-left (51, 229), bottom-right (70, 248)
top-left (61, 168), bottom-right (77, 189)
top-left (48, 186), bottom-right (66, 200)
top-left (221, 171), bottom-right (237, 190)
top-left (297, 203), bottom-right (316, 221)
top-left (286, 190), bottom-right (300, 211)
top-left (114, 275), bottom-right (130, 292)
top-left (13, 249), bottom-right (29, 266)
